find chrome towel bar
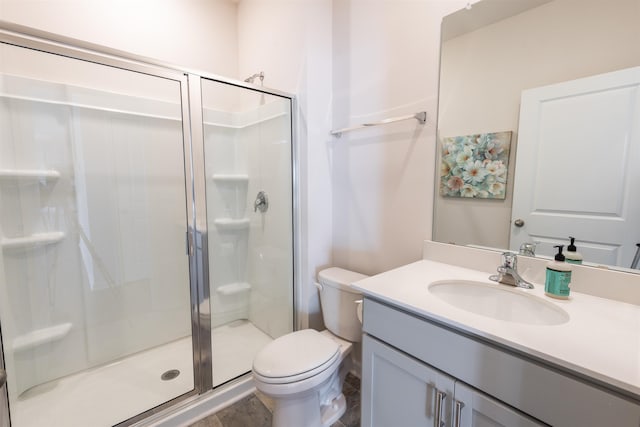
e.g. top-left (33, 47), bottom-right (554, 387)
top-left (330, 111), bottom-right (426, 137)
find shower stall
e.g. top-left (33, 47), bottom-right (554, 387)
top-left (0, 25), bottom-right (295, 427)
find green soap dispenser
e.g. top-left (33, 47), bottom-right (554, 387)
top-left (565, 237), bottom-right (583, 264)
top-left (545, 245), bottom-right (572, 299)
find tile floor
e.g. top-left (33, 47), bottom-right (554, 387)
top-left (189, 373), bottom-right (361, 427)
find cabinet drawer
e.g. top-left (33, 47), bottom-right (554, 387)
top-left (363, 297), bottom-right (640, 427)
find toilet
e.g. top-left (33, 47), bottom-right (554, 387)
top-left (252, 267), bottom-right (367, 427)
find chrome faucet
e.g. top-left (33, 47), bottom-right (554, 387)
top-left (519, 242), bottom-right (536, 257)
top-left (489, 252), bottom-right (534, 289)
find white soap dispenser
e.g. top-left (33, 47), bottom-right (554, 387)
top-left (545, 245), bottom-right (572, 300)
top-left (565, 237), bottom-right (583, 264)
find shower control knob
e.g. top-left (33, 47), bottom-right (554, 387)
top-left (254, 191), bottom-right (269, 213)
top-left (514, 219), bottom-right (525, 227)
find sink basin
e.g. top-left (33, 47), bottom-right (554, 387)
top-left (428, 280), bottom-right (569, 325)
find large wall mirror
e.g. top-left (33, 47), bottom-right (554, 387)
top-left (434, 0), bottom-right (640, 272)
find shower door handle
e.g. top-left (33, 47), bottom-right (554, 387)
top-left (0, 369), bottom-right (6, 388)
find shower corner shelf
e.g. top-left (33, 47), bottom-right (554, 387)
top-left (213, 218), bottom-right (250, 231)
top-left (13, 322), bottom-right (73, 353)
top-left (212, 173), bottom-right (249, 183)
top-left (0, 169), bottom-right (61, 183)
top-left (217, 282), bottom-right (252, 296)
top-left (1, 231), bottom-right (65, 250)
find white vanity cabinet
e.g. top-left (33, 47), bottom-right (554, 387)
top-left (362, 334), bottom-right (455, 426)
top-left (361, 298), bottom-right (640, 427)
top-left (363, 335), bottom-right (542, 427)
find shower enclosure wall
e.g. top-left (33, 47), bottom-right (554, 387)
top-left (0, 26), bottom-right (295, 427)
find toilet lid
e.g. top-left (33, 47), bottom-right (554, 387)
top-left (318, 267), bottom-right (368, 294)
top-left (253, 329), bottom-right (339, 383)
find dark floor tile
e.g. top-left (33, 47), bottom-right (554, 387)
top-left (320, 373), bottom-right (360, 427)
top-left (339, 382), bottom-right (361, 427)
top-left (215, 394), bottom-right (272, 427)
top-left (344, 373), bottom-right (360, 391)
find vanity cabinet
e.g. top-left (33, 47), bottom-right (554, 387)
top-left (363, 335), bottom-right (542, 426)
top-left (361, 298), bottom-right (640, 427)
top-left (362, 334), bottom-right (455, 426)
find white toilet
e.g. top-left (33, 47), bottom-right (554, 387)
top-left (252, 267), bottom-right (367, 427)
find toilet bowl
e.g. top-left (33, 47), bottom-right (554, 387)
top-left (252, 267), bottom-right (367, 427)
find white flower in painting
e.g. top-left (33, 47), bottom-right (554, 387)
top-left (460, 184), bottom-right (477, 198)
top-left (442, 140), bottom-right (458, 156)
top-left (462, 160), bottom-right (488, 184)
top-left (485, 160), bottom-right (506, 176)
top-left (483, 141), bottom-right (504, 160)
top-left (488, 181), bottom-right (505, 196)
top-left (476, 190), bottom-right (489, 198)
top-left (456, 152), bottom-right (470, 165)
top-left (484, 174), bottom-right (496, 185)
top-left (455, 145), bottom-right (473, 165)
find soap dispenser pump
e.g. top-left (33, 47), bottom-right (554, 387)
top-left (545, 245), bottom-right (572, 299)
top-left (565, 237), bottom-right (583, 264)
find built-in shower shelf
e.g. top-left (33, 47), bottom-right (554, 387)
top-left (212, 174), bottom-right (249, 183)
top-left (0, 169), bottom-right (60, 183)
top-left (217, 282), bottom-right (252, 296)
top-left (13, 322), bottom-right (73, 353)
top-left (1, 232), bottom-right (65, 250)
top-left (203, 112), bottom-right (288, 129)
top-left (213, 218), bottom-right (250, 231)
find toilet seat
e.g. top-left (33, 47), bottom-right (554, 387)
top-left (253, 329), bottom-right (340, 385)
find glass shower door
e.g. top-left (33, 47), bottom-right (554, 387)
top-left (0, 42), bottom-right (195, 426)
top-left (199, 79), bottom-right (294, 387)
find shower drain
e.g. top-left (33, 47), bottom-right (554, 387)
top-left (161, 369), bottom-right (181, 381)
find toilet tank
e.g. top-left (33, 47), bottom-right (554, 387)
top-left (317, 267), bottom-right (368, 342)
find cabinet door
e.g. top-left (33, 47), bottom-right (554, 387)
top-left (362, 335), bottom-right (455, 427)
top-left (453, 382), bottom-right (545, 427)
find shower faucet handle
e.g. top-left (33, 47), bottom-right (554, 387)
top-left (254, 190), bottom-right (269, 213)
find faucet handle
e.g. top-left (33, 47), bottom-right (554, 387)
top-left (501, 252), bottom-right (517, 269)
top-left (519, 242), bottom-right (536, 257)
top-left (254, 190), bottom-right (269, 213)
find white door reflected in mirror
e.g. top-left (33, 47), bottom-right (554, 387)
top-left (511, 67), bottom-right (640, 268)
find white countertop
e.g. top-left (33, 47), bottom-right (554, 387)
top-left (352, 259), bottom-right (640, 399)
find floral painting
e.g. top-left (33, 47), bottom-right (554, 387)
top-left (440, 131), bottom-right (512, 199)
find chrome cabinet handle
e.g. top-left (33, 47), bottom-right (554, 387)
top-left (0, 369), bottom-right (6, 388)
top-left (434, 389), bottom-right (446, 427)
top-left (453, 400), bottom-right (464, 427)
top-left (514, 218), bottom-right (525, 227)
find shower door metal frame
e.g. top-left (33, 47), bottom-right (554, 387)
top-left (185, 74), bottom-right (213, 392)
top-left (0, 19), bottom-right (300, 427)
